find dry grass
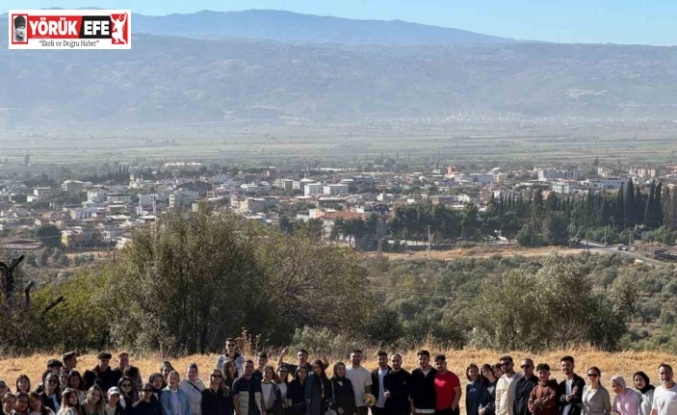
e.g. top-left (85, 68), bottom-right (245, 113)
top-left (366, 245), bottom-right (592, 261)
top-left (1, 346), bottom-right (672, 390)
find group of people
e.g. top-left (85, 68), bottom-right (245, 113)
top-left (1, 346), bottom-right (676, 415)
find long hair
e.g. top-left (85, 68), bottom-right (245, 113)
top-left (67, 371), bottom-right (86, 392)
top-left (84, 386), bottom-right (105, 415)
top-left (118, 376), bottom-right (139, 404)
top-left (44, 372), bottom-right (62, 399)
top-left (16, 374), bottom-right (31, 393)
top-left (466, 363), bottom-right (480, 382)
top-left (28, 392), bottom-right (51, 415)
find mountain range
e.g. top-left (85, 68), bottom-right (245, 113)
top-left (1, 10), bottom-right (676, 128)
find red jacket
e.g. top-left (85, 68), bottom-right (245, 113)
top-left (528, 380), bottom-right (559, 415)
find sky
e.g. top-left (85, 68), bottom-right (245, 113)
top-left (6, 0), bottom-right (677, 46)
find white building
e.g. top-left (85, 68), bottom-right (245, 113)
top-left (579, 177), bottom-right (626, 191)
top-left (33, 187), bottom-right (52, 199)
top-left (304, 183), bottom-right (324, 197)
top-left (323, 184), bottom-right (349, 196)
top-left (62, 180), bottom-right (84, 194)
top-left (169, 190), bottom-right (200, 209)
top-left (87, 190), bottom-right (108, 203)
top-left (551, 180), bottom-right (582, 194)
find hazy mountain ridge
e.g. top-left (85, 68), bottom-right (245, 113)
top-left (1, 33), bottom-right (677, 127)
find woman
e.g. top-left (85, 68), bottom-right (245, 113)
top-left (40, 373), bottom-right (61, 413)
top-left (58, 375), bottom-right (69, 396)
top-left (466, 364), bottom-right (483, 415)
top-left (5, 394), bottom-right (17, 415)
top-left (329, 363), bottom-right (355, 415)
top-left (633, 372), bottom-right (654, 415)
top-left (160, 366), bottom-right (173, 389)
top-left (13, 393), bottom-right (30, 415)
top-left (80, 387), bottom-right (105, 415)
top-left (261, 366), bottom-right (281, 415)
top-left (104, 389), bottom-right (124, 415)
top-left (492, 364), bottom-right (504, 380)
top-left (479, 364), bottom-right (497, 415)
top-left (123, 369), bottom-right (143, 393)
top-left (132, 385), bottom-right (162, 415)
top-left (179, 365), bottom-right (205, 415)
top-left (221, 363), bottom-right (236, 392)
top-left (118, 377), bottom-right (138, 415)
top-left (582, 367), bottom-right (611, 415)
top-left (16, 377), bottom-right (31, 395)
top-left (28, 392), bottom-right (54, 415)
top-left (57, 389), bottom-right (80, 415)
top-left (276, 367), bottom-right (290, 412)
top-left (67, 373), bottom-right (86, 405)
top-left (287, 368), bottom-right (307, 415)
top-left (611, 377), bottom-right (640, 415)
top-left (304, 361), bottom-right (332, 415)
top-left (147, 376), bottom-right (164, 403)
top-left (200, 371), bottom-right (232, 415)
top-left (160, 371), bottom-right (190, 415)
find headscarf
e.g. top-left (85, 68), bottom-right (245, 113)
top-left (633, 371), bottom-right (655, 394)
top-left (611, 376), bottom-right (627, 392)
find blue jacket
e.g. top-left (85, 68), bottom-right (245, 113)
top-left (160, 387), bottom-right (191, 415)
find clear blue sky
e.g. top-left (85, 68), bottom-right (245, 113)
top-left (6, 0), bottom-right (677, 45)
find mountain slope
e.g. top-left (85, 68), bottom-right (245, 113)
top-left (1, 36), bottom-right (677, 127)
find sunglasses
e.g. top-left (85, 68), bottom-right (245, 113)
top-left (212, 375), bottom-right (223, 378)
top-left (520, 365), bottom-right (532, 369)
top-left (48, 380), bottom-right (58, 384)
top-left (143, 390), bottom-right (153, 393)
top-left (500, 362), bottom-right (511, 366)
top-left (588, 373), bottom-right (599, 377)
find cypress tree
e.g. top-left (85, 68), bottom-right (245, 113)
top-left (624, 179), bottom-right (635, 228)
top-left (645, 180), bottom-right (656, 228)
top-left (635, 185), bottom-right (644, 226)
top-left (656, 181), bottom-right (663, 227)
top-left (616, 186), bottom-right (625, 229)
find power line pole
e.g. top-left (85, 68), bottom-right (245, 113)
top-left (427, 225), bottom-right (432, 259)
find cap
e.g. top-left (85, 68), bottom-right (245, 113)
top-left (47, 359), bottom-right (63, 368)
top-left (62, 351), bottom-right (77, 361)
top-left (14, 16), bottom-right (26, 29)
top-left (97, 352), bottom-right (112, 360)
top-left (107, 387), bottom-right (121, 396)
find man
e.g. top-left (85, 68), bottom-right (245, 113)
top-left (112, 351), bottom-right (141, 386)
top-left (345, 349), bottom-right (373, 415)
top-left (495, 356), bottom-right (523, 415)
top-left (514, 359), bottom-right (538, 415)
top-left (433, 355), bottom-right (461, 415)
top-left (252, 352), bottom-right (268, 381)
top-left (556, 356), bottom-right (584, 415)
top-left (410, 350), bottom-right (437, 415)
top-left (371, 351), bottom-right (392, 415)
top-left (384, 354), bottom-right (411, 415)
top-left (62, 352), bottom-right (77, 371)
top-left (651, 363), bottom-right (677, 415)
top-left (13, 16), bottom-right (26, 43)
top-left (216, 338), bottom-right (245, 376)
top-left (527, 364), bottom-right (558, 415)
top-left (277, 348), bottom-right (313, 375)
top-left (233, 360), bottom-right (264, 415)
top-left (93, 352), bottom-right (119, 392)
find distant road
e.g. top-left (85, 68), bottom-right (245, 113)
top-left (580, 240), bottom-right (667, 267)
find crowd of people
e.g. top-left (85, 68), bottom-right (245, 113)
top-left (1, 345), bottom-right (676, 415)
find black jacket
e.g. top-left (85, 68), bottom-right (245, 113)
top-left (556, 375), bottom-right (585, 415)
top-left (93, 366), bottom-right (119, 392)
top-left (410, 368), bottom-right (437, 411)
top-left (331, 378), bottom-right (356, 415)
top-left (383, 369), bottom-right (411, 415)
top-left (202, 387), bottom-right (233, 415)
top-left (514, 375), bottom-right (538, 415)
top-left (40, 391), bottom-right (62, 413)
top-left (132, 398), bottom-right (162, 415)
top-left (371, 367), bottom-right (392, 408)
top-left (287, 380), bottom-right (306, 415)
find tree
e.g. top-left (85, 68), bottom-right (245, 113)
top-left (542, 212), bottom-right (570, 246)
top-left (364, 307), bottom-right (404, 344)
top-left (516, 223), bottom-right (542, 247)
top-left (36, 225), bottom-right (62, 248)
top-left (624, 179), bottom-right (635, 228)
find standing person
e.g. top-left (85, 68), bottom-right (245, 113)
top-left (371, 352), bottom-right (391, 415)
top-left (105, 389), bottom-right (124, 415)
top-left (118, 377), bottom-right (139, 414)
top-left (124, 368), bottom-right (144, 393)
top-left (16, 376), bottom-right (31, 395)
top-left (57, 390), bottom-right (79, 415)
top-left (383, 354), bottom-right (411, 415)
top-left (161, 366), bottom-right (174, 389)
top-left (80, 387), bottom-right (105, 415)
top-left (275, 367), bottom-right (290, 411)
top-left (345, 351), bottom-right (372, 415)
top-left (14, 393), bottom-right (30, 415)
top-left (5, 394), bottom-right (18, 415)
top-left (216, 340), bottom-right (244, 377)
top-left (253, 355), bottom-right (269, 382)
top-left (611, 377), bottom-right (640, 415)
top-left (133, 384), bottom-right (162, 415)
top-left (180, 365), bottom-right (205, 415)
top-left (149, 376), bottom-right (164, 403)
top-left (201, 370), bottom-right (232, 415)
top-left (260, 367), bottom-right (281, 415)
top-left (40, 373), bottom-right (61, 413)
top-left (93, 354), bottom-right (118, 393)
top-left (113, 354), bottom-right (141, 389)
top-left (633, 373), bottom-right (654, 415)
top-left (232, 361), bottom-right (263, 415)
top-left (287, 368), bottom-right (308, 415)
top-left (67, 372), bottom-right (86, 405)
top-left (28, 392), bottom-right (54, 415)
top-left (433, 355), bottom-right (461, 415)
top-left (480, 364), bottom-right (498, 415)
top-left (277, 351), bottom-right (312, 377)
top-left (160, 372), bottom-right (190, 415)
top-left (304, 361), bottom-right (332, 415)
top-left (493, 367), bottom-right (504, 382)
top-left (221, 363), bottom-right (237, 393)
top-left (557, 357), bottom-right (584, 415)
top-left (62, 354), bottom-right (77, 373)
top-left (650, 364), bottom-right (677, 415)
top-left (496, 357), bottom-right (522, 415)
top-left (581, 367), bottom-right (610, 415)
top-left (527, 364), bottom-right (558, 415)
top-left (411, 351), bottom-right (437, 415)
top-left (331, 363), bottom-right (356, 415)
top-left (467, 365), bottom-right (483, 415)
top-left (514, 360), bottom-right (537, 415)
